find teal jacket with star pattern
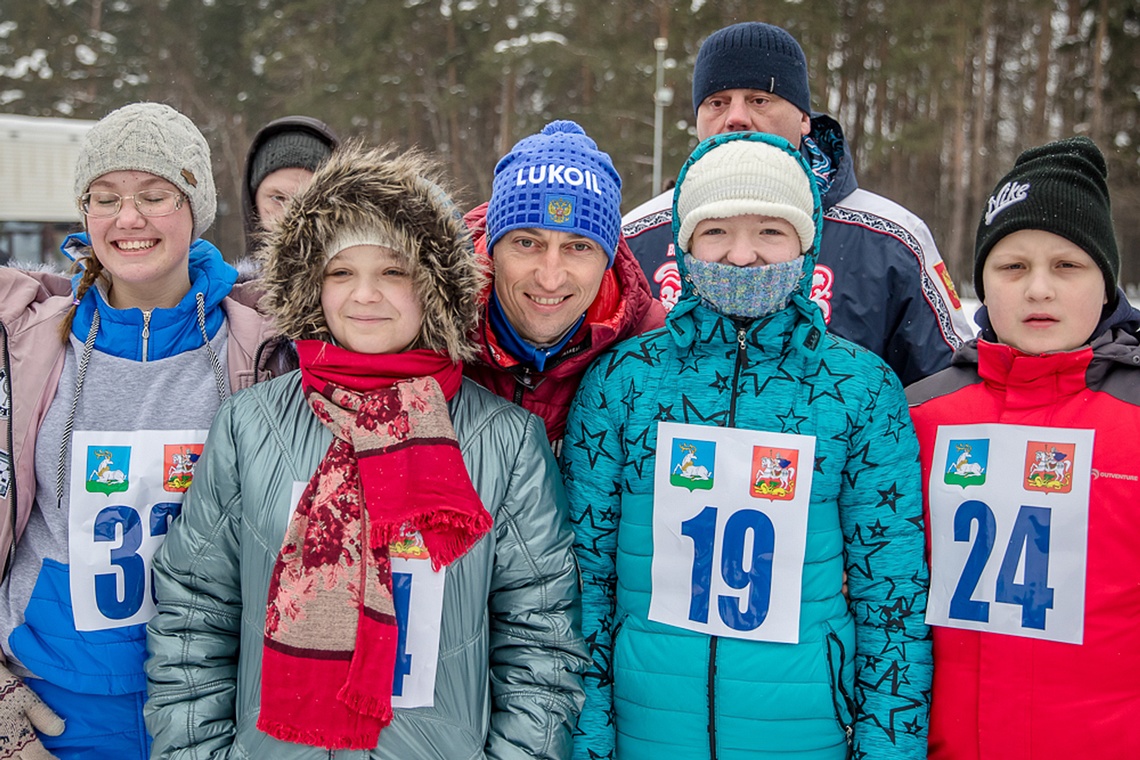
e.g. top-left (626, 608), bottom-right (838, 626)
top-left (562, 132), bottom-right (931, 760)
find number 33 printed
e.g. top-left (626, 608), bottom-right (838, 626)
top-left (93, 501), bottom-right (182, 620)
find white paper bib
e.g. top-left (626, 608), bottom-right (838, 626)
top-left (68, 429), bottom-right (208, 631)
top-left (925, 423), bottom-right (1093, 644)
top-left (649, 421), bottom-right (815, 643)
top-left (287, 481), bottom-right (445, 707)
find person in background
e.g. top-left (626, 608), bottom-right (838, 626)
top-left (0, 101), bottom-right (285, 759)
top-left (623, 21), bottom-right (971, 386)
top-left (565, 131), bottom-right (930, 760)
top-left (907, 136), bottom-right (1140, 758)
top-left (242, 115), bottom-right (339, 250)
top-left (146, 141), bottom-right (588, 759)
top-left (463, 120), bottom-right (664, 451)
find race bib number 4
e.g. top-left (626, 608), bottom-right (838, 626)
top-left (649, 422), bottom-right (815, 643)
top-left (68, 429), bottom-right (208, 631)
top-left (287, 482), bottom-right (445, 708)
top-left (926, 424), bottom-right (1094, 644)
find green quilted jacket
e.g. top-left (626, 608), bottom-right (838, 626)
top-left (145, 374), bottom-right (588, 759)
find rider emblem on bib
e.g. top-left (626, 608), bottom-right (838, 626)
top-left (944, 438), bottom-right (988, 489)
top-left (163, 444), bottom-right (203, 492)
top-left (669, 438), bottom-right (716, 492)
top-left (85, 445), bottom-right (131, 495)
top-left (651, 422), bottom-right (815, 643)
top-left (1024, 441), bottom-right (1075, 494)
top-left (750, 447), bottom-right (799, 501)
top-left (390, 525), bottom-right (429, 559)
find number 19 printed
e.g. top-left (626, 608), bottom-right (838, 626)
top-left (649, 422), bottom-right (815, 644)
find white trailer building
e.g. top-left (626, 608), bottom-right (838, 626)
top-left (0, 113), bottom-right (96, 264)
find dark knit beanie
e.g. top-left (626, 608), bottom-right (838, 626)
top-left (248, 130), bottom-right (335, 197)
top-left (486, 120), bottom-right (622, 267)
top-left (692, 22), bottom-right (811, 117)
top-left (974, 136), bottom-right (1118, 303)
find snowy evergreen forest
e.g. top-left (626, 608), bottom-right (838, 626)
top-left (1, 0), bottom-right (1137, 290)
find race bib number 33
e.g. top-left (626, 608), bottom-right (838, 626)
top-left (926, 424), bottom-right (1093, 644)
top-left (649, 422), bottom-right (815, 643)
top-left (69, 429), bottom-right (207, 631)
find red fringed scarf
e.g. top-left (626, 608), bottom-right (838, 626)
top-left (258, 340), bottom-right (492, 750)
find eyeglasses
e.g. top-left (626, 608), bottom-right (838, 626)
top-left (79, 189), bottom-right (186, 218)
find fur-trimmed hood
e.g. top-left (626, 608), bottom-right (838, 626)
top-left (258, 141), bottom-right (487, 362)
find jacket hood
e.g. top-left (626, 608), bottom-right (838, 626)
top-left (241, 116), bottom-right (340, 254)
top-left (807, 113), bottom-right (857, 210)
top-left (665, 132), bottom-right (826, 353)
top-left (258, 140), bottom-right (486, 363)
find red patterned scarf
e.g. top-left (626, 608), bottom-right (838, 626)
top-left (258, 340), bottom-right (492, 749)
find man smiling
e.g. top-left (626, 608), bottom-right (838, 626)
top-left (464, 121), bottom-right (664, 451)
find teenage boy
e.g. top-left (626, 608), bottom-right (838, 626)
top-left (907, 136), bottom-right (1140, 758)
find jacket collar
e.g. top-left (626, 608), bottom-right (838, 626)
top-left (685, 299), bottom-right (812, 366)
top-left (807, 113), bottom-right (857, 211)
top-left (975, 339), bottom-right (1093, 399)
top-left (62, 233), bottom-right (237, 360)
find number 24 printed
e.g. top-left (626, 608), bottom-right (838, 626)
top-left (949, 500), bottom-right (1055, 630)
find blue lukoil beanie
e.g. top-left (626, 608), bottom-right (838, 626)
top-left (486, 120), bottom-right (623, 267)
top-left (692, 22), bottom-right (811, 117)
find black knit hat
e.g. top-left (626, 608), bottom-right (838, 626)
top-left (248, 130), bottom-right (335, 196)
top-left (974, 136), bottom-right (1118, 304)
top-left (692, 22), bottom-right (811, 117)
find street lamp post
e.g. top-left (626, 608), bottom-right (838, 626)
top-left (652, 37), bottom-right (672, 196)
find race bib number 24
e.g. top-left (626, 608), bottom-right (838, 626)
top-left (926, 424), bottom-right (1094, 644)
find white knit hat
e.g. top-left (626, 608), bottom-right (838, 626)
top-left (74, 102), bottom-right (217, 240)
top-left (675, 138), bottom-right (816, 255)
top-left (325, 222), bottom-right (414, 262)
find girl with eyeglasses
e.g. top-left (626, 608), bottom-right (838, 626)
top-left (0, 102), bottom-right (288, 758)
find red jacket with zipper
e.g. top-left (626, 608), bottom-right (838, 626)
top-left (906, 314), bottom-right (1140, 759)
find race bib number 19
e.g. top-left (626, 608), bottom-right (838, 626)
top-left (926, 424), bottom-right (1093, 644)
top-left (69, 429), bottom-right (207, 631)
top-left (649, 422), bottom-right (814, 643)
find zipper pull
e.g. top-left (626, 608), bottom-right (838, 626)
top-left (141, 309), bottom-right (152, 362)
top-left (737, 326), bottom-right (747, 350)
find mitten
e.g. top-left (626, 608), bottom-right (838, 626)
top-left (0, 664), bottom-right (64, 760)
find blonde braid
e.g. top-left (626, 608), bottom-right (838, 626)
top-left (58, 255), bottom-right (107, 342)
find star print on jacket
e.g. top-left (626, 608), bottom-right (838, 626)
top-left (562, 303), bottom-right (931, 760)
